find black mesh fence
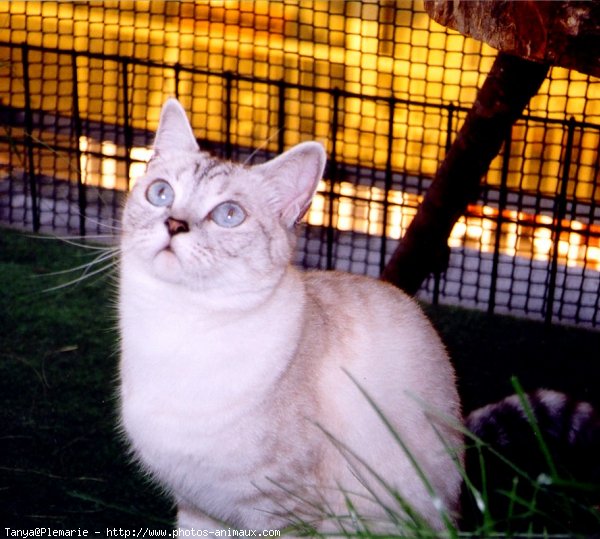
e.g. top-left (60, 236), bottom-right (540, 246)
top-left (0, 1), bottom-right (599, 328)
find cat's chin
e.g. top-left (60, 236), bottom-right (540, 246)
top-left (151, 248), bottom-right (186, 284)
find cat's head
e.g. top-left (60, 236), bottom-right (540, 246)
top-left (121, 98), bottom-right (326, 304)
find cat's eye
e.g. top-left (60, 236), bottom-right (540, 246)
top-left (146, 179), bottom-right (174, 207)
top-left (210, 201), bottom-right (246, 228)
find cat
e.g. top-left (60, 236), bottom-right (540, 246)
top-left (462, 389), bottom-right (600, 533)
top-left (118, 98), bottom-right (463, 534)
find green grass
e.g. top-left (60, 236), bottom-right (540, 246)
top-left (1, 226), bottom-right (599, 535)
top-left (0, 227), bottom-right (174, 530)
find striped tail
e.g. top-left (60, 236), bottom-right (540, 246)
top-left (461, 389), bottom-right (600, 534)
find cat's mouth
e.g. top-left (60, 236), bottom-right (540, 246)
top-left (151, 242), bottom-right (185, 281)
top-left (157, 235), bottom-right (177, 255)
top-left (154, 239), bottom-right (180, 265)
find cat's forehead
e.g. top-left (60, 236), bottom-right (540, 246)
top-left (140, 150), bottom-right (267, 209)
top-left (147, 150), bottom-right (240, 185)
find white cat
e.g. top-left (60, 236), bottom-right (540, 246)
top-left (118, 98), bottom-right (463, 534)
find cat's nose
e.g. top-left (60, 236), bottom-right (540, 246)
top-left (165, 217), bottom-right (190, 236)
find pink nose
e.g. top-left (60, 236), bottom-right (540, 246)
top-left (165, 217), bottom-right (189, 236)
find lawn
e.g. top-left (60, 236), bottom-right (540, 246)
top-left (0, 227), bottom-right (174, 531)
top-left (1, 226), bottom-right (599, 534)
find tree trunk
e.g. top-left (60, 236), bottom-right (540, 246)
top-left (381, 52), bottom-right (550, 295)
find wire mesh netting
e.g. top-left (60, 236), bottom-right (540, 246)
top-left (0, 0), bottom-right (599, 327)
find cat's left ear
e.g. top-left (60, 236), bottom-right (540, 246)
top-left (255, 141), bottom-right (327, 227)
top-left (153, 98), bottom-right (199, 154)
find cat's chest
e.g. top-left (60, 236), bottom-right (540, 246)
top-left (119, 302), bottom-right (296, 448)
top-left (119, 318), bottom-right (273, 477)
top-left (120, 319), bottom-right (275, 426)
top-left (121, 302), bottom-right (283, 384)
top-left (119, 313), bottom-right (314, 518)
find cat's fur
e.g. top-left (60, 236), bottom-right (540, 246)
top-left (118, 99), bottom-right (463, 533)
top-left (463, 390), bottom-right (600, 533)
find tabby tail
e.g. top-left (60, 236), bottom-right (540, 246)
top-left (462, 389), bottom-right (600, 534)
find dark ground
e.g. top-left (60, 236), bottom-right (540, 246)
top-left (1, 226), bottom-right (599, 532)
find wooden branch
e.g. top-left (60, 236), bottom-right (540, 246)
top-left (381, 52), bottom-right (550, 295)
top-left (425, 0), bottom-right (600, 78)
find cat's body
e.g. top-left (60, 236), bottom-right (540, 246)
top-left (119, 99), bottom-right (463, 533)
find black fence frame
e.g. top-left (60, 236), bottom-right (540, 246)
top-left (1, 41), bottom-right (600, 328)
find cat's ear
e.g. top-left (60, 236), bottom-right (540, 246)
top-left (153, 98), bottom-right (199, 154)
top-left (255, 141), bottom-right (327, 227)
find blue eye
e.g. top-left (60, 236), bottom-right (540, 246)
top-left (210, 201), bottom-right (246, 228)
top-left (146, 179), bottom-right (174, 207)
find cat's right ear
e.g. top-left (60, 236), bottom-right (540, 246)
top-left (153, 98), bottom-right (199, 154)
top-left (255, 141), bottom-right (327, 228)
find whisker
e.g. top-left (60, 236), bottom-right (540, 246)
top-left (34, 196), bottom-right (123, 234)
top-left (243, 128), bottom-right (283, 166)
top-left (27, 235), bottom-right (118, 251)
top-left (44, 234), bottom-right (116, 241)
top-left (79, 215), bottom-right (122, 232)
top-left (42, 261), bottom-right (118, 293)
top-left (79, 250), bottom-right (118, 280)
top-left (66, 212), bottom-right (123, 234)
top-left (38, 249), bottom-right (119, 277)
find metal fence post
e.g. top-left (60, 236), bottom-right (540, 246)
top-left (432, 103), bottom-right (456, 304)
top-left (584, 140), bottom-right (600, 327)
top-left (277, 79), bottom-right (285, 155)
top-left (379, 96), bottom-right (396, 275)
top-left (21, 42), bottom-right (40, 232)
top-left (488, 126), bottom-right (513, 314)
top-left (326, 88), bottom-right (341, 271)
top-left (71, 51), bottom-right (86, 237)
top-left (121, 58), bottom-right (133, 189)
top-left (224, 71), bottom-right (233, 159)
top-left (174, 62), bottom-right (181, 101)
top-left (544, 116), bottom-right (576, 325)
